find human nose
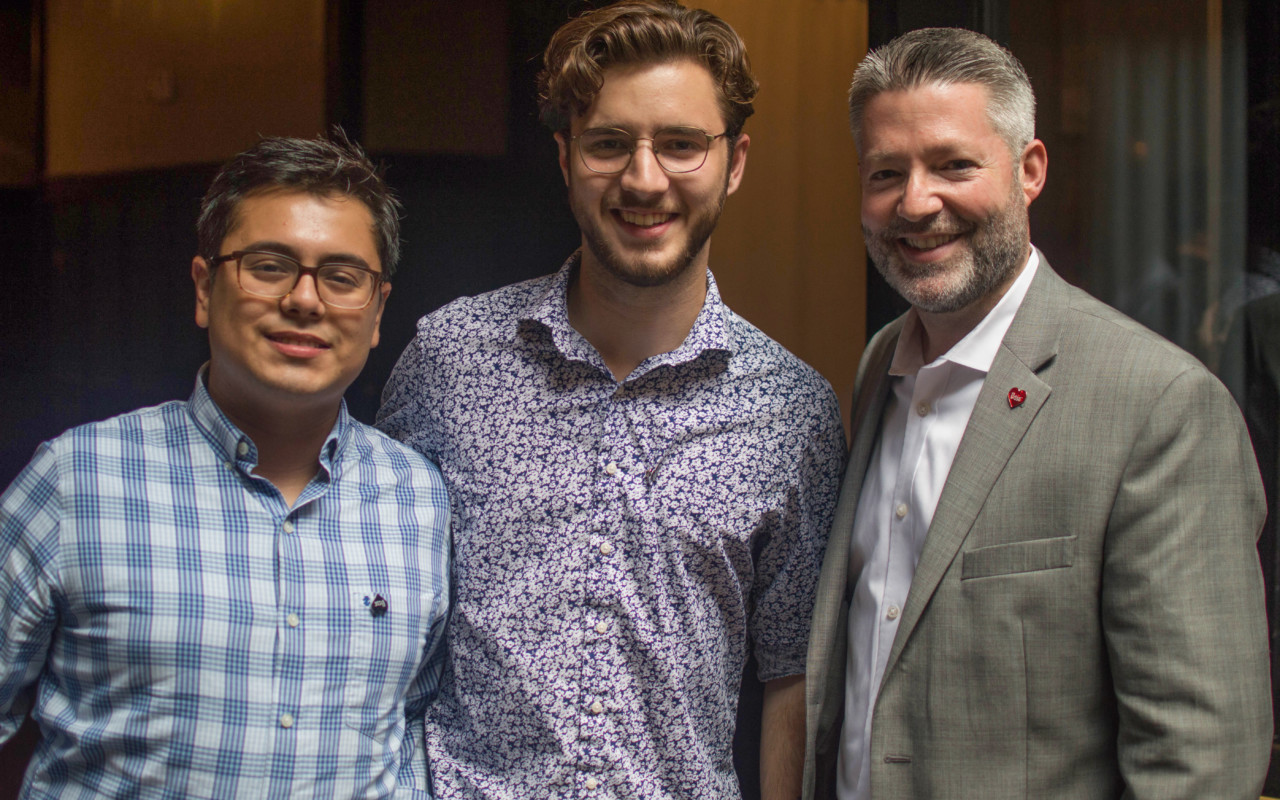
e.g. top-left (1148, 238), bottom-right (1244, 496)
top-left (619, 138), bottom-right (670, 196)
top-left (897, 170), bottom-right (944, 221)
top-left (280, 269), bottom-right (326, 316)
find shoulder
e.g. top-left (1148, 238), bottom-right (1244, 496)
top-left (344, 419), bottom-right (447, 489)
top-left (416, 273), bottom-right (558, 345)
top-left (3, 401), bottom-right (191, 520)
top-left (724, 308), bottom-right (837, 403)
top-left (719, 310), bottom-right (845, 454)
top-left (1051, 277), bottom-right (1221, 391)
top-left (45, 400), bottom-right (192, 457)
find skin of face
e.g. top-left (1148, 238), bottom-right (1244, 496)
top-left (555, 58), bottom-right (750, 289)
top-left (191, 189), bottom-right (391, 422)
top-left (858, 81), bottom-right (1046, 316)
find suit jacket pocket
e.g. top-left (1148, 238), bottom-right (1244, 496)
top-left (961, 535), bottom-right (1076, 580)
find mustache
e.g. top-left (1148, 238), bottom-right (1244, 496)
top-left (876, 214), bottom-right (975, 239)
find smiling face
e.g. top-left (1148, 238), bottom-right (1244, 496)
top-left (192, 190), bottom-right (390, 423)
top-left (555, 58), bottom-right (749, 288)
top-left (859, 81), bottom-right (1045, 315)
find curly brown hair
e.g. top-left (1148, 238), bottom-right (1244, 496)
top-left (537, 0), bottom-right (757, 139)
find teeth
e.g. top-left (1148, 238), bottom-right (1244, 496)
top-left (620, 210), bottom-right (674, 227)
top-left (903, 234), bottom-right (959, 250)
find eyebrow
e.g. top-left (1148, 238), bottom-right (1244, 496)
top-left (241, 240), bottom-right (375, 270)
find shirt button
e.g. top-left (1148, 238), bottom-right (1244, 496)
top-left (283, 521), bottom-right (295, 534)
top-left (886, 605), bottom-right (900, 620)
top-left (585, 777), bottom-right (599, 790)
top-left (916, 401), bottom-right (930, 416)
top-left (236, 441), bottom-right (250, 456)
top-left (287, 613), bottom-right (300, 628)
top-left (280, 713), bottom-right (295, 728)
top-left (599, 542), bottom-right (615, 556)
top-left (594, 621), bottom-right (608, 634)
top-left (589, 700), bottom-right (604, 715)
top-left (223, 461), bottom-right (234, 471)
top-left (604, 461), bottom-right (619, 476)
top-left (895, 503), bottom-right (908, 519)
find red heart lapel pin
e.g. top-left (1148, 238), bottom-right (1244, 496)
top-left (1007, 387), bottom-right (1027, 408)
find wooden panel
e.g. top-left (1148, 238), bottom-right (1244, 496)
top-left (699, 0), bottom-right (868, 428)
top-left (45, 0), bottom-right (326, 176)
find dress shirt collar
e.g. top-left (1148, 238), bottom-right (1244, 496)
top-left (188, 364), bottom-right (347, 477)
top-left (520, 251), bottom-right (735, 378)
top-left (889, 248), bottom-right (1040, 377)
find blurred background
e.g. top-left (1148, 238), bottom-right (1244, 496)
top-left (2, 0), bottom-right (1279, 796)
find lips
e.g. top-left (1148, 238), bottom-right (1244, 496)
top-left (266, 331), bottom-right (331, 357)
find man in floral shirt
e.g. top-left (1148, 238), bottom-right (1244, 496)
top-left (379, 3), bottom-right (844, 798)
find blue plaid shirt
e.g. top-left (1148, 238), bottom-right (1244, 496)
top-left (0, 373), bottom-right (450, 799)
top-left (378, 256), bottom-right (846, 799)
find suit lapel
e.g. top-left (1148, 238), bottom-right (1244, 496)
top-left (881, 257), bottom-right (1067, 678)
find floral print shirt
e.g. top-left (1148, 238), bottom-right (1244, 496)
top-left (378, 254), bottom-right (845, 800)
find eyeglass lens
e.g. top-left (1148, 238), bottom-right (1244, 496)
top-left (238, 252), bottom-right (377, 309)
top-left (578, 127), bottom-right (714, 174)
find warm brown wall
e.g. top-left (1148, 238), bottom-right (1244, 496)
top-left (699, 0), bottom-right (868, 429)
top-left (362, 0), bottom-right (509, 156)
top-left (45, 0), bottom-right (327, 176)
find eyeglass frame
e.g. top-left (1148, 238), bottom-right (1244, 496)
top-left (206, 250), bottom-right (386, 310)
top-left (569, 126), bottom-right (730, 175)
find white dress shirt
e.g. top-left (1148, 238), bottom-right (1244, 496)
top-left (837, 250), bottom-right (1039, 800)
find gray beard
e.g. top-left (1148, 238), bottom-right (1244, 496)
top-left (865, 187), bottom-right (1029, 314)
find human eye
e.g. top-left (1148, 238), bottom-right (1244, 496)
top-left (942, 159), bottom-right (978, 172)
top-left (865, 168), bottom-right (901, 184)
top-left (242, 253), bottom-right (296, 280)
top-left (581, 130), bottom-right (632, 158)
top-left (657, 129), bottom-right (707, 160)
top-left (319, 265), bottom-right (371, 291)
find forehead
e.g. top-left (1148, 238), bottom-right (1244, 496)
top-left (860, 82), bottom-right (1003, 156)
top-left (225, 189), bottom-right (378, 253)
top-left (577, 58), bottom-right (724, 131)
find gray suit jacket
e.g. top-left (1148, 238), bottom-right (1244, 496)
top-left (803, 258), bottom-right (1272, 800)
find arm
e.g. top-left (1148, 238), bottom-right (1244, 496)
top-left (761, 673), bottom-right (806, 800)
top-left (1104, 367), bottom-right (1271, 798)
top-left (0, 444), bottom-right (62, 744)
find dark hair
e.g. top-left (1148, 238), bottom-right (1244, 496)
top-left (849, 27), bottom-right (1036, 157)
top-left (197, 128), bottom-right (403, 276)
top-left (537, 0), bottom-right (757, 139)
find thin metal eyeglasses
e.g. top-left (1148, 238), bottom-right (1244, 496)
top-left (571, 126), bottom-right (729, 174)
top-left (208, 250), bottom-right (384, 310)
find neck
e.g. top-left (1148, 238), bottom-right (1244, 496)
top-left (208, 381), bottom-right (340, 506)
top-left (567, 252), bottom-right (708, 382)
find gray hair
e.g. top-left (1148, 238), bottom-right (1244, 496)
top-left (848, 28), bottom-right (1035, 157)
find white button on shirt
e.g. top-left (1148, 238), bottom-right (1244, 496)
top-left (838, 252), bottom-right (1039, 800)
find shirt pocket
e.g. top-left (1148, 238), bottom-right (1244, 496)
top-left (960, 535), bottom-right (1076, 580)
top-left (342, 589), bottom-right (438, 739)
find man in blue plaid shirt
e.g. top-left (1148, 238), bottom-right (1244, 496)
top-left (0, 132), bottom-right (450, 798)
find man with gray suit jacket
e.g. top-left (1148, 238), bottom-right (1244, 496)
top-left (803, 27), bottom-right (1271, 800)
